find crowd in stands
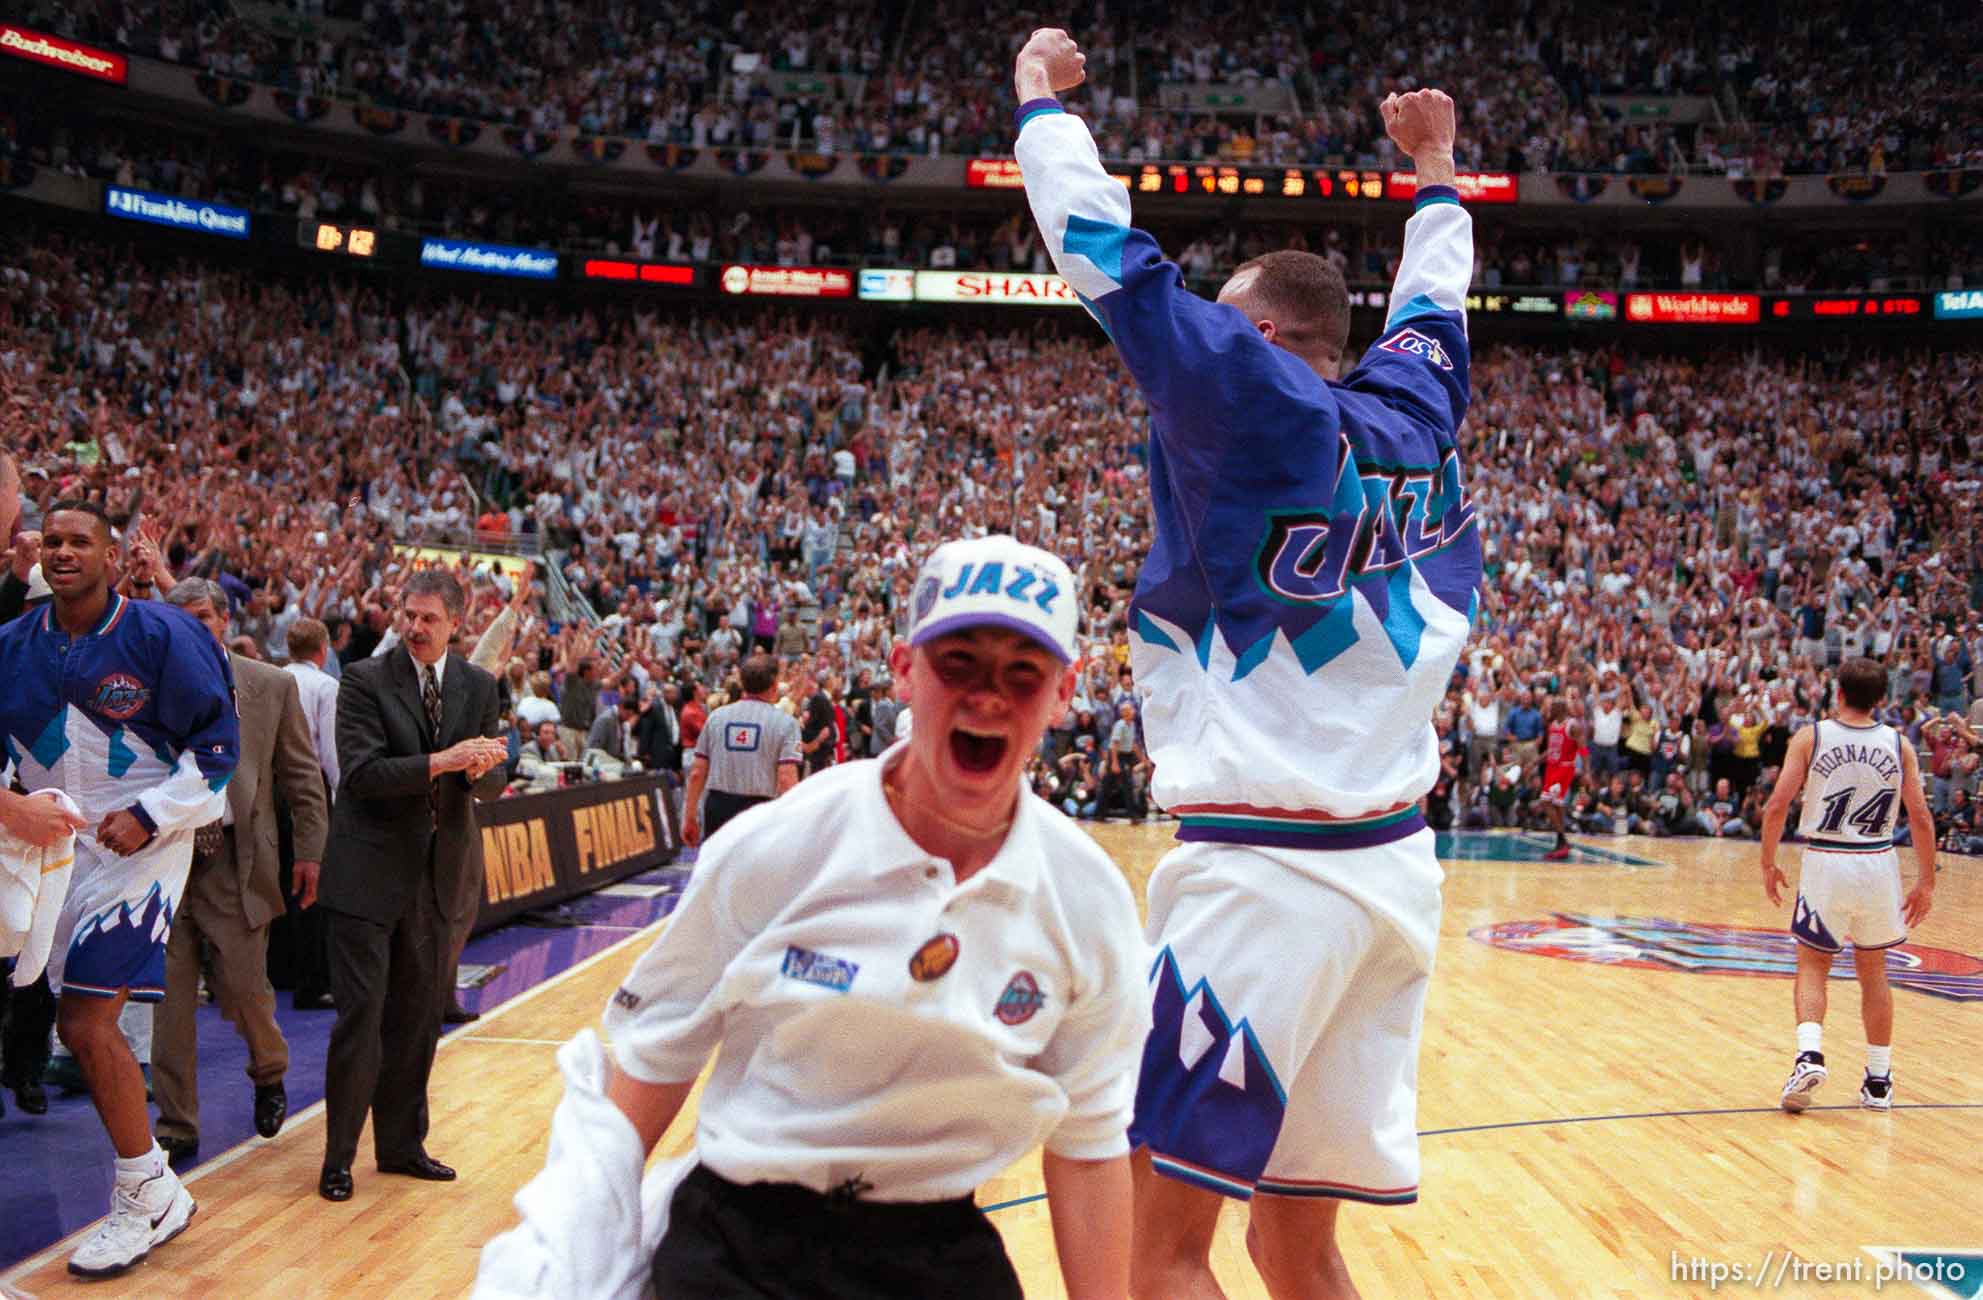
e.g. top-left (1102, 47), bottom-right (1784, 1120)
top-left (1430, 345), bottom-right (1982, 849)
top-left (19, 0), bottom-right (1983, 175)
top-left (9, 93), bottom-right (1975, 299)
top-left (2, 215), bottom-right (1979, 845)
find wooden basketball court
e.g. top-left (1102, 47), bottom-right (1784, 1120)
top-left (8, 830), bottom-right (1978, 1298)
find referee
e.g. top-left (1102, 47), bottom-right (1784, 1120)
top-left (681, 654), bottom-right (800, 847)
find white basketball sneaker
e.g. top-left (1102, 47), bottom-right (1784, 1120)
top-left (68, 1168), bottom-right (196, 1278)
top-left (1859, 1072), bottom-right (1893, 1111)
top-left (1779, 1051), bottom-right (1827, 1113)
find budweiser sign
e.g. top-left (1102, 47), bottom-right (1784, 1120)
top-left (0, 25), bottom-right (127, 84)
top-left (1624, 293), bottom-right (1760, 325)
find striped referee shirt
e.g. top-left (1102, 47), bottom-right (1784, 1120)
top-left (695, 699), bottom-right (802, 797)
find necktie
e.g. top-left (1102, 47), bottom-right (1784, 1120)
top-left (422, 664), bottom-right (443, 745)
top-left (194, 820), bottom-right (224, 863)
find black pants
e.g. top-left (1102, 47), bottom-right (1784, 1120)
top-left (704, 790), bottom-right (770, 843)
top-left (0, 970), bottom-right (56, 1088)
top-left (268, 780), bottom-right (332, 999)
top-left (652, 1165), bottom-right (1022, 1300)
top-left (321, 883), bottom-right (446, 1169)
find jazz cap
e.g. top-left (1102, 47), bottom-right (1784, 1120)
top-left (908, 534), bottom-right (1079, 664)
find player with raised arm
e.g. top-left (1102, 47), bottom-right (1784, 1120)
top-left (1761, 657), bottom-right (1936, 1114)
top-left (1015, 28), bottom-right (1480, 1300)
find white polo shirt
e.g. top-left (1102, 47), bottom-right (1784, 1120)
top-left (605, 742), bottom-right (1150, 1203)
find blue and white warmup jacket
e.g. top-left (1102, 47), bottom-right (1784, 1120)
top-left (1017, 101), bottom-right (1480, 851)
top-left (0, 593), bottom-right (238, 997)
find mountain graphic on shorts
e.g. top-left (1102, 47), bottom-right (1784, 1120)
top-left (61, 881), bottom-right (173, 995)
top-left (1130, 947), bottom-right (1287, 1199)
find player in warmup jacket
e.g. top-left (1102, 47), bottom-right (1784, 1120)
top-left (1761, 657), bottom-right (1936, 1114)
top-left (0, 501), bottom-right (238, 1279)
top-left (1015, 28), bottom-right (1480, 1300)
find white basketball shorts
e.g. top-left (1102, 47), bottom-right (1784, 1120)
top-left (46, 832), bottom-right (193, 1002)
top-left (1791, 847), bottom-right (1907, 953)
top-left (1129, 832), bottom-right (1442, 1204)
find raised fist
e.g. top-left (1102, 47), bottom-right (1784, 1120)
top-left (1380, 88), bottom-right (1457, 160)
top-left (1015, 28), bottom-right (1086, 100)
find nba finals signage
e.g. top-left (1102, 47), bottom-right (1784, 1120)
top-left (1473, 913), bottom-right (1983, 1001)
top-left (474, 774), bottom-right (678, 933)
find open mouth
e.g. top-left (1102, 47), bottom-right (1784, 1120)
top-left (949, 726), bottom-right (1008, 775)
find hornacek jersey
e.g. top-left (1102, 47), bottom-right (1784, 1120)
top-left (1800, 718), bottom-right (1903, 852)
top-left (1016, 101), bottom-right (1480, 851)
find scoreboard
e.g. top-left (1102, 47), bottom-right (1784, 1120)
top-left (1099, 164), bottom-right (1516, 203)
top-left (962, 157), bottom-right (1517, 202)
top-left (301, 222), bottom-right (377, 258)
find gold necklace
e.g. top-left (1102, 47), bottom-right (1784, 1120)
top-left (883, 767), bottom-right (1015, 840)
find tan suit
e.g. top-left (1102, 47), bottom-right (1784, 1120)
top-left (155, 654), bottom-right (330, 1142)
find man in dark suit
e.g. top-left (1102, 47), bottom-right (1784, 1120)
top-left (152, 580), bottom-right (329, 1162)
top-left (585, 695), bottom-right (640, 763)
top-left (637, 682), bottom-right (685, 831)
top-left (636, 682), bottom-right (682, 774)
top-left (316, 571), bottom-right (507, 1203)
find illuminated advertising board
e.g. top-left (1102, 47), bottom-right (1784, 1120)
top-left (1933, 291), bottom-right (1983, 320)
top-left (0, 24), bottom-right (125, 83)
top-left (1386, 171), bottom-right (1519, 204)
top-left (419, 238), bottom-right (559, 280)
top-left (1564, 290), bottom-right (1618, 321)
top-left (1624, 293), bottom-right (1760, 325)
top-left (104, 186), bottom-right (249, 239)
top-left (718, 265), bottom-right (853, 298)
top-left (582, 259), bottom-right (696, 286)
top-left (857, 269), bottom-right (916, 302)
top-left (965, 159), bottom-right (1027, 189)
top-left (1466, 292), bottom-right (1561, 315)
top-left (1766, 294), bottom-right (1925, 320)
top-left (913, 270), bottom-right (1082, 306)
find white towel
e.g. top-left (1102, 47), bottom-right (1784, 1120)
top-left (1, 789), bottom-right (80, 987)
top-left (472, 1029), bottom-right (694, 1300)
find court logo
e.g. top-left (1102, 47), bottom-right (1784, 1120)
top-left (909, 932), bottom-right (960, 982)
top-left (90, 672), bottom-right (150, 720)
top-left (993, 971), bottom-right (1048, 1025)
top-left (1376, 326), bottom-right (1453, 371)
top-left (781, 944), bottom-right (859, 993)
top-left (1472, 913), bottom-right (1983, 1001)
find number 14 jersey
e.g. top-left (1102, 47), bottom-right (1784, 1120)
top-left (1801, 719), bottom-right (1902, 850)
